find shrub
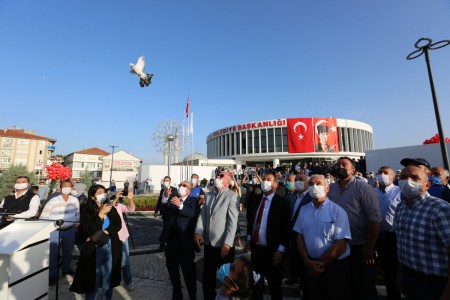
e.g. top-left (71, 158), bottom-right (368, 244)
top-left (122, 196), bottom-right (158, 208)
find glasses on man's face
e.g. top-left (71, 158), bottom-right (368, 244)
top-left (179, 184), bottom-right (189, 188)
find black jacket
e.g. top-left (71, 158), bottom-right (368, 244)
top-left (70, 205), bottom-right (122, 294)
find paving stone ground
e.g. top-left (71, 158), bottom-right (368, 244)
top-left (48, 213), bottom-right (393, 300)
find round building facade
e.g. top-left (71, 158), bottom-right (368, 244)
top-left (206, 117), bottom-right (373, 166)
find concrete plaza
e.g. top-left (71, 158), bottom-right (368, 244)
top-left (49, 213), bottom-right (392, 300)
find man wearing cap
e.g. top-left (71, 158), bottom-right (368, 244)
top-left (394, 166), bottom-right (450, 299)
top-left (400, 157), bottom-right (431, 175)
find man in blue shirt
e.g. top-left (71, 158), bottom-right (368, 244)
top-left (295, 174), bottom-right (351, 300)
top-left (189, 173), bottom-right (205, 218)
top-left (427, 166), bottom-right (450, 203)
top-left (375, 166), bottom-right (402, 300)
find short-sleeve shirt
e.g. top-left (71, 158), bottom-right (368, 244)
top-left (189, 185), bottom-right (205, 201)
top-left (328, 177), bottom-right (381, 245)
top-left (394, 193), bottom-right (450, 277)
top-left (294, 198), bottom-right (351, 260)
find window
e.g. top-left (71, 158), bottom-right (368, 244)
top-left (236, 133), bottom-right (240, 155)
top-left (275, 128), bottom-right (282, 152)
top-left (282, 128), bottom-right (287, 152)
top-left (231, 133), bottom-right (235, 155)
top-left (254, 130), bottom-right (260, 153)
top-left (261, 129), bottom-right (267, 153)
top-left (268, 128), bottom-right (274, 152)
top-left (247, 131), bottom-right (253, 154)
top-left (241, 132), bottom-right (246, 154)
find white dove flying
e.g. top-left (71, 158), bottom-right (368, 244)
top-left (129, 56), bottom-right (153, 88)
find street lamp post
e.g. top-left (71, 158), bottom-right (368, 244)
top-left (166, 134), bottom-right (175, 177)
top-left (407, 38), bottom-right (450, 170)
top-left (109, 145), bottom-right (119, 187)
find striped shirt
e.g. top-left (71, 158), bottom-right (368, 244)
top-left (40, 195), bottom-right (80, 229)
top-left (394, 192), bottom-right (450, 277)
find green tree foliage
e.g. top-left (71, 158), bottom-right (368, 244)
top-left (0, 165), bottom-right (37, 200)
top-left (79, 168), bottom-right (93, 191)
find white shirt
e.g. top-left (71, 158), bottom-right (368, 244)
top-left (39, 195), bottom-right (80, 229)
top-left (292, 190), bottom-right (308, 220)
top-left (0, 191), bottom-right (40, 219)
top-left (248, 192), bottom-right (286, 252)
top-left (294, 198), bottom-right (351, 260)
top-left (376, 184), bottom-right (401, 232)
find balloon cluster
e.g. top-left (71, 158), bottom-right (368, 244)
top-left (46, 163), bottom-right (72, 181)
top-left (423, 134), bottom-right (450, 144)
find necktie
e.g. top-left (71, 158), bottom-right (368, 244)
top-left (253, 197), bottom-right (267, 244)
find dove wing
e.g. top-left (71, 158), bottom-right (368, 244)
top-left (136, 56), bottom-right (145, 72)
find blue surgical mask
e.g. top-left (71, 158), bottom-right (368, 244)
top-left (285, 181), bottom-right (294, 191)
top-left (429, 176), bottom-right (443, 185)
top-left (217, 263), bottom-right (230, 282)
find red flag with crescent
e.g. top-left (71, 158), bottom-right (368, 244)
top-left (313, 118), bottom-right (339, 153)
top-left (287, 118), bottom-right (314, 153)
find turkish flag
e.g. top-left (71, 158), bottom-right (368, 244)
top-left (313, 118), bottom-right (339, 153)
top-left (287, 118), bottom-right (314, 153)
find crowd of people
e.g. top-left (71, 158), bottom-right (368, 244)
top-left (0, 154), bottom-right (450, 300)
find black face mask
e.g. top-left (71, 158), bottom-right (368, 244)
top-left (336, 168), bottom-right (349, 180)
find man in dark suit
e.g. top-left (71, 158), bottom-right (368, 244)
top-left (245, 172), bottom-right (291, 300)
top-left (154, 176), bottom-right (179, 221)
top-left (159, 181), bottom-right (197, 300)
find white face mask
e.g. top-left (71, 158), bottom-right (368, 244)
top-left (163, 181), bottom-right (170, 188)
top-left (295, 181), bottom-right (305, 191)
top-left (261, 181), bottom-right (272, 192)
top-left (376, 174), bottom-right (391, 186)
top-left (71, 190), bottom-right (78, 196)
top-left (215, 178), bottom-right (224, 189)
top-left (190, 178), bottom-right (197, 185)
top-left (61, 187), bottom-right (72, 195)
top-left (95, 193), bottom-right (107, 203)
top-left (14, 183), bottom-right (28, 190)
top-left (398, 180), bottom-right (424, 198)
top-left (178, 186), bottom-right (187, 196)
top-left (308, 184), bottom-right (326, 199)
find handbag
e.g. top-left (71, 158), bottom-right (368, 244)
top-left (90, 230), bottom-right (110, 247)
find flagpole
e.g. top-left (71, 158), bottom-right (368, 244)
top-left (190, 111), bottom-right (194, 177)
top-left (181, 116), bottom-right (185, 180)
top-left (186, 96), bottom-right (190, 180)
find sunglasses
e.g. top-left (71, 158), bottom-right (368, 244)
top-left (179, 184), bottom-right (189, 188)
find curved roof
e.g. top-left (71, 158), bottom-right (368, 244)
top-left (183, 152), bottom-right (207, 162)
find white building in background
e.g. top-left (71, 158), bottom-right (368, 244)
top-left (207, 117), bottom-right (373, 167)
top-left (365, 143), bottom-right (450, 172)
top-left (0, 126), bottom-right (56, 177)
top-left (101, 150), bottom-right (142, 188)
top-left (65, 147), bottom-right (110, 179)
top-left (140, 153), bottom-right (239, 194)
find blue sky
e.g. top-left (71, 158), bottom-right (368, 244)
top-left (1, 0), bottom-right (450, 164)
